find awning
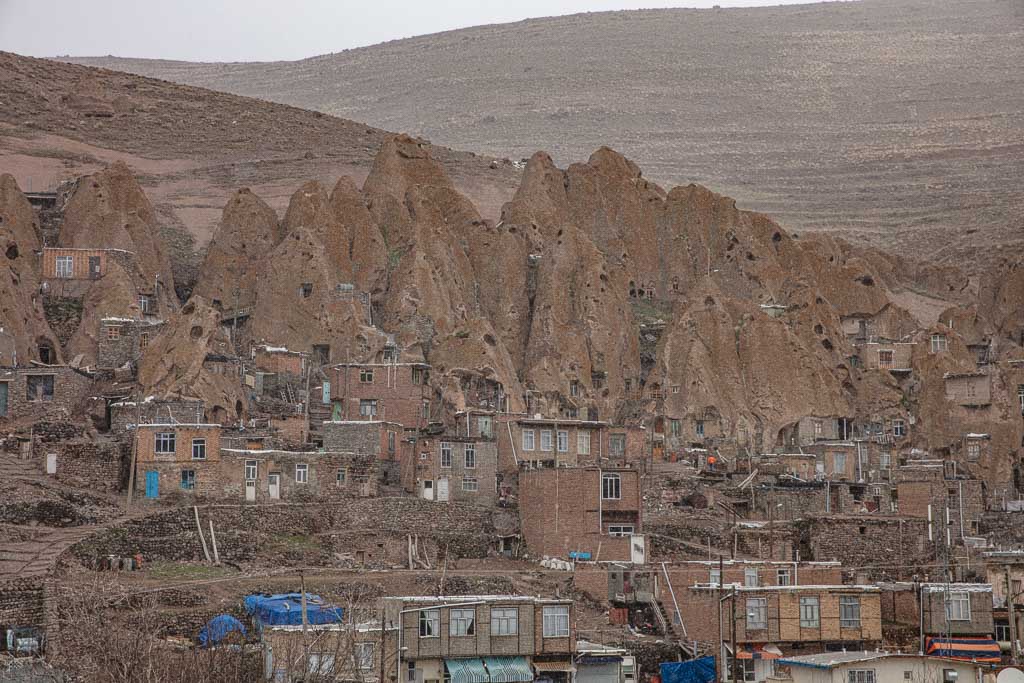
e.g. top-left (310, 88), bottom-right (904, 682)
top-left (446, 659), bottom-right (490, 683)
top-left (485, 657), bottom-right (534, 683)
top-left (735, 644), bottom-right (782, 660)
top-left (925, 636), bottom-right (1001, 663)
top-left (534, 660), bottom-right (577, 674)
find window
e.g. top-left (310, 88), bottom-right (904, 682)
top-left (55, 255), bottom-right (73, 278)
top-left (359, 399), bottom-right (378, 417)
top-left (892, 420), bottom-right (905, 438)
top-left (966, 441), bottom-right (981, 461)
top-left (337, 468), bottom-right (346, 484)
top-left (191, 438), bottom-right (206, 460)
top-left (382, 345), bottom-right (397, 362)
top-left (709, 568), bottom-right (721, 587)
top-left (669, 419), bottom-right (681, 437)
top-left (609, 434), bottom-right (625, 456)
top-left (602, 473), bottom-right (621, 500)
top-left (308, 653), bottom-right (335, 676)
top-left (696, 420), bottom-right (705, 437)
top-left (440, 442), bottom-right (452, 468)
top-left (478, 416), bottom-right (493, 438)
top-left (180, 469), bottom-right (195, 490)
top-left (462, 477), bottom-right (478, 492)
top-left (388, 431), bottom-right (396, 454)
top-left (106, 326), bottom-right (121, 341)
top-left (847, 671), bottom-right (875, 683)
top-left (450, 608), bottom-right (476, 636)
top-left (879, 451), bottom-right (892, 469)
top-left (295, 463), bottom-right (308, 484)
top-left (1019, 385), bottom-right (1024, 415)
top-left (833, 453), bottom-right (847, 476)
top-left (878, 349), bottom-right (894, 368)
top-left (464, 444), bottom-right (476, 469)
top-left (139, 332), bottom-right (149, 350)
top-left (419, 609), bottom-right (439, 638)
top-left (540, 429), bottom-right (553, 452)
top-left (412, 367), bottom-right (426, 384)
top-left (744, 568), bottom-right (759, 587)
top-left (138, 295), bottom-right (150, 314)
top-left (735, 659), bottom-right (755, 683)
top-left (542, 606), bottom-right (570, 638)
top-left (608, 525), bottom-right (634, 537)
top-left (799, 597), bottom-right (820, 627)
top-left (931, 334), bottom-right (947, 353)
top-left (155, 432), bottom-right (176, 454)
top-left (556, 430), bottom-right (568, 453)
top-left (777, 568), bottom-right (792, 586)
top-left (359, 368), bottom-right (374, 383)
top-left (746, 598), bottom-right (767, 630)
top-left (814, 421), bottom-right (823, 437)
top-left (996, 622), bottom-right (1011, 642)
top-left (491, 607), bottom-right (518, 636)
top-left (244, 460), bottom-right (257, 480)
top-left (840, 596), bottom-right (861, 627)
top-left (578, 430), bottom-right (591, 455)
top-left (355, 643), bottom-right (374, 671)
top-left (421, 400), bottom-right (430, 419)
top-left (300, 283), bottom-right (313, 298)
top-left (946, 592), bottom-right (970, 621)
top-left (672, 384), bottom-right (681, 394)
top-left (522, 429), bottom-right (535, 451)
top-left (569, 380), bottom-right (580, 397)
top-left (25, 375), bottom-right (54, 402)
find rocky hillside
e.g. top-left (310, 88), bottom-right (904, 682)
top-left (69, 0), bottom-right (1024, 270)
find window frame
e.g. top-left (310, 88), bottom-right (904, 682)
top-left (464, 443), bottom-right (476, 469)
top-left (191, 438), bottom-right (206, 461)
top-left (359, 368), bottom-right (374, 383)
top-left (359, 399), bottom-right (378, 417)
top-left (440, 442), bottom-right (452, 468)
top-left (777, 568), bottom-right (792, 586)
top-left (55, 255), bottom-right (73, 279)
top-left (295, 463), bottom-right (309, 484)
top-left (542, 605), bottom-right (570, 638)
top-left (609, 434), bottom-right (626, 456)
top-left (556, 430), bottom-right (569, 453)
top-left (490, 607), bottom-right (519, 636)
top-left (449, 608), bottom-right (476, 637)
top-left (577, 430), bottom-right (591, 455)
top-left (744, 568), bottom-right (759, 587)
top-left (608, 525), bottom-right (634, 537)
top-left (847, 670), bottom-right (875, 683)
top-left (180, 469), bottom-right (196, 490)
top-left (244, 459), bottom-right (257, 480)
top-left (154, 432), bottom-right (176, 455)
top-left (946, 592), bottom-right (971, 621)
top-left (710, 569), bottom-right (722, 587)
top-left (840, 596), bottom-right (861, 628)
top-left (799, 596), bottom-right (820, 628)
top-left (106, 326), bottom-right (121, 341)
top-left (337, 467), bottom-right (347, 485)
top-left (522, 428), bottom-right (535, 451)
top-left (354, 642), bottom-right (374, 671)
top-left (746, 597), bottom-right (767, 631)
top-left (931, 334), bottom-right (947, 353)
top-left (418, 609), bottom-right (440, 638)
top-left (540, 429), bottom-right (553, 452)
top-left (602, 472), bottom-right (621, 500)
top-left (462, 477), bottom-right (478, 492)
top-left (478, 415), bottom-right (493, 439)
top-left (892, 419), bottom-right (905, 438)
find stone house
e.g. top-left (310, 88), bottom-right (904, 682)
top-left (777, 416), bottom-right (850, 449)
top-left (381, 595), bottom-right (575, 683)
top-left (108, 398), bottom-right (205, 433)
top-left (798, 516), bottom-right (932, 578)
top-left (519, 466), bottom-right (644, 563)
top-left (322, 420), bottom-right (402, 461)
top-left (97, 317), bottom-right (165, 370)
top-left (857, 341), bottom-right (914, 373)
top-left (944, 372), bottom-right (992, 407)
top-left (960, 432), bottom-right (992, 465)
top-left (219, 447), bottom-right (380, 502)
top-left (34, 439), bottom-right (125, 492)
top-left (41, 248), bottom-right (159, 314)
top-left (0, 327), bottom-right (17, 367)
top-left (329, 361), bottom-right (433, 429)
top-left (803, 442), bottom-right (857, 480)
top-left (401, 435), bottom-right (498, 506)
top-left (261, 620), bottom-right (388, 683)
top-left (0, 366), bottom-right (92, 424)
top-left (133, 423), bottom-right (222, 499)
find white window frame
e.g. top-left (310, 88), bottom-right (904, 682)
top-left (879, 451), bottom-right (892, 469)
top-left (295, 463), bottom-right (309, 484)
top-left (440, 442), bottom-right (452, 468)
top-left (833, 453), bottom-right (847, 476)
top-left (542, 605), bottom-right (569, 638)
top-left (359, 399), bottom-right (378, 417)
top-left (578, 430), bottom-right (591, 455)
top-left (464, 443), bottom-right (476, 469)
top-left (55, 255), bottom-right (73, 278)
top-left (931, 334), bottom-right (947, 353)
top-left (946, 592), bottom-right (971, 621)
top-left (419, 609), bottom-right (439, 638)
top-left (244, 459), bottom-right (257, 480)
top-left (522, 429), bottom-right (535, 451)
top-left (744, 568), bottom-right (759, 587)
top-left (556, 430), bottom-right (569, 453)
top-left (840, 596), bottom-right (861, 627)
top-left (847, 671), bottom-right (875, 683)
top-left (892, 420), bottom-right (905, 438)
top-left (462, 477), bottom-right (478, 492)
top-left (602, 473), bottom-right (621, 500)
top-left (540, 429), bottom-right (553, 452)
top-left (609, 434), bottom-right (625, 455)
top-left (449, 608), bottom-right (476, 637)
top-left (309, 652), bottom-right (335, 676)
top-left (799, 596), bottom-right (820, 628)
top-left (709, 568), bottom-right (721, 587)
top-left (490, 607), bottom-right (518, 636)
top-left (180, 469), bottom-right (196, 490)
top-left (337, 467), bottom-right (346, 484)
top-left (966, 441), bottom-right (981, 461)
top-left (777, 568), bottom-right (792, 586)
top-left (354, 643), bottom-right (374, 671)
top-left (154, 432), bottom-right (176, 455)
top-left (191, 438), bottom-right (206, 461)
top-left (746, 598), bottom-right (767, 630)
top-left (478, 415), bottom-right (493, 438)
top-left (608, 525), bottom-right (634, 537)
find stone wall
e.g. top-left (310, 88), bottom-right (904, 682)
top-left (108, 399), bottom-right (205, 433)
top-left (33, 439), bottom-right (126, 491)
top-left (0, 366), bottom-right (93, 424)
top-left (798, 516), bottom-right (932, 579)
top-left (0, 578), bottom-right (45, 628)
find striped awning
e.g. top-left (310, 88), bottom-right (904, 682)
top-left (446, 659), bottom-right (490, 683)
top-left (485, 656), bottom-right (534, 683)
top-left (735, 644), bottom-right (782, 660)
top-left (925, 636), bottom-right (1001, 663)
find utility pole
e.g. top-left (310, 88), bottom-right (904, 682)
top-left (1007, 566), bottom-right (1019, 665)
top-left (730, 591), bottom-right (738, 683)
top-left (300, 573), bottom-right (310, 674)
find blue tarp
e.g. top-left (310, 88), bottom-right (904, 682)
top-left (243, 593), bottom-right (344, 627)
top-left (197, 614), bottom-right (246, 647)
top-left (660, 658), bottom-right (716, 683)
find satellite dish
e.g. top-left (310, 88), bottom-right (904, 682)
top-left (997, 668), bottom-right (1024, 683)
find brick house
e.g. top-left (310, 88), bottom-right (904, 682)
top-left (803, 441), bottom-right (857, 480)
top-left (261, 620), bottom-right (388, 683)
top-left (0, 366), bottom-right (92, 424)
top-left (498, 417), bottom-right (609, 471)
top-left (133, 423), bottom-right (222, 499)
top-left (219, 447), bottom-right (380, 502)
top-left (381, 595), bottom-right (575, 683)
top-left (895, 461), bottom-right (984, 537)
top-left (41, 248), bottom-right (159, 313)
top-left (519, 466), bottom-right (644, 563)
top-left (880, 583), bottom-right (995, 644)
top-left (401, 435), bottom-right (498, 506)
top-left (329, 362), bottom-right (433, 429)
top-left (777, 416), bottom-right (852, 449)
top-left (97, 317), bottom-right (165, 370)
top-left (685, 584), bottom-right (882, 682)
top-left (983, 551), bottom-right (1024, 658)
top-left (322, 420), bottom-right (403, 461)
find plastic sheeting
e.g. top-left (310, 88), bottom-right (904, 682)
top-left (925, 636), bottom-right (1001, 663)
top-left (197, 614), bottom-right (246, 647)
top-left (660, 657), bottom-right (717, 683)
top-left (243, 593), bottom-right (344, 627)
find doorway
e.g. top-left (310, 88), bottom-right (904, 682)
top-left (145, 471), bottom-right (159, 499)
top-left (268, 473), bottom-right (281, 500)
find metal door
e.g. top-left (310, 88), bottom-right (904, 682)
top-left (630, 534), bottom-right (646, 564)
top-left (245, 480), bottom-right (257, 502)
top-left (422, 479), bottom-right (434, 501)
top-left (145, 471), bottom-right (159, 498)
top-left (437, 477), bottom-right (449, 502)
top-left (268, 474), bottom-right (280, 500)
top-left (46, 453), bottom-right (57, 474)
top-left (88, 256), bottom-right (101, 279)
top-left (0, 382), bottom-right (7, 417)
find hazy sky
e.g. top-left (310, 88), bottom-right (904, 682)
top-left (1, 0), bottom-right (824, 62)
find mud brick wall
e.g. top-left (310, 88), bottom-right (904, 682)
top-left (0, 578), bottom-right (45, 627)
top-left (34, 440), bottom-right (126, 491)
top-left (799, 516), bottom-right (932, 579)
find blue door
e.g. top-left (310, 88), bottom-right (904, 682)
top-left (145, 471), bottom-right (159, 498)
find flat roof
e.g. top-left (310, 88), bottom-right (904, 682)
top-left (387, 595), bottom-right (570, 604)
top-left (693, 584), bottom-right (879, 593)
top-left (779, 651), bottom-right (977, 670)
top-left (135, 423), bottom-right (221, 429)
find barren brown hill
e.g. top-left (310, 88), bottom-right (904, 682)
top-left (68, 0), bottom-right (1024, 270)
